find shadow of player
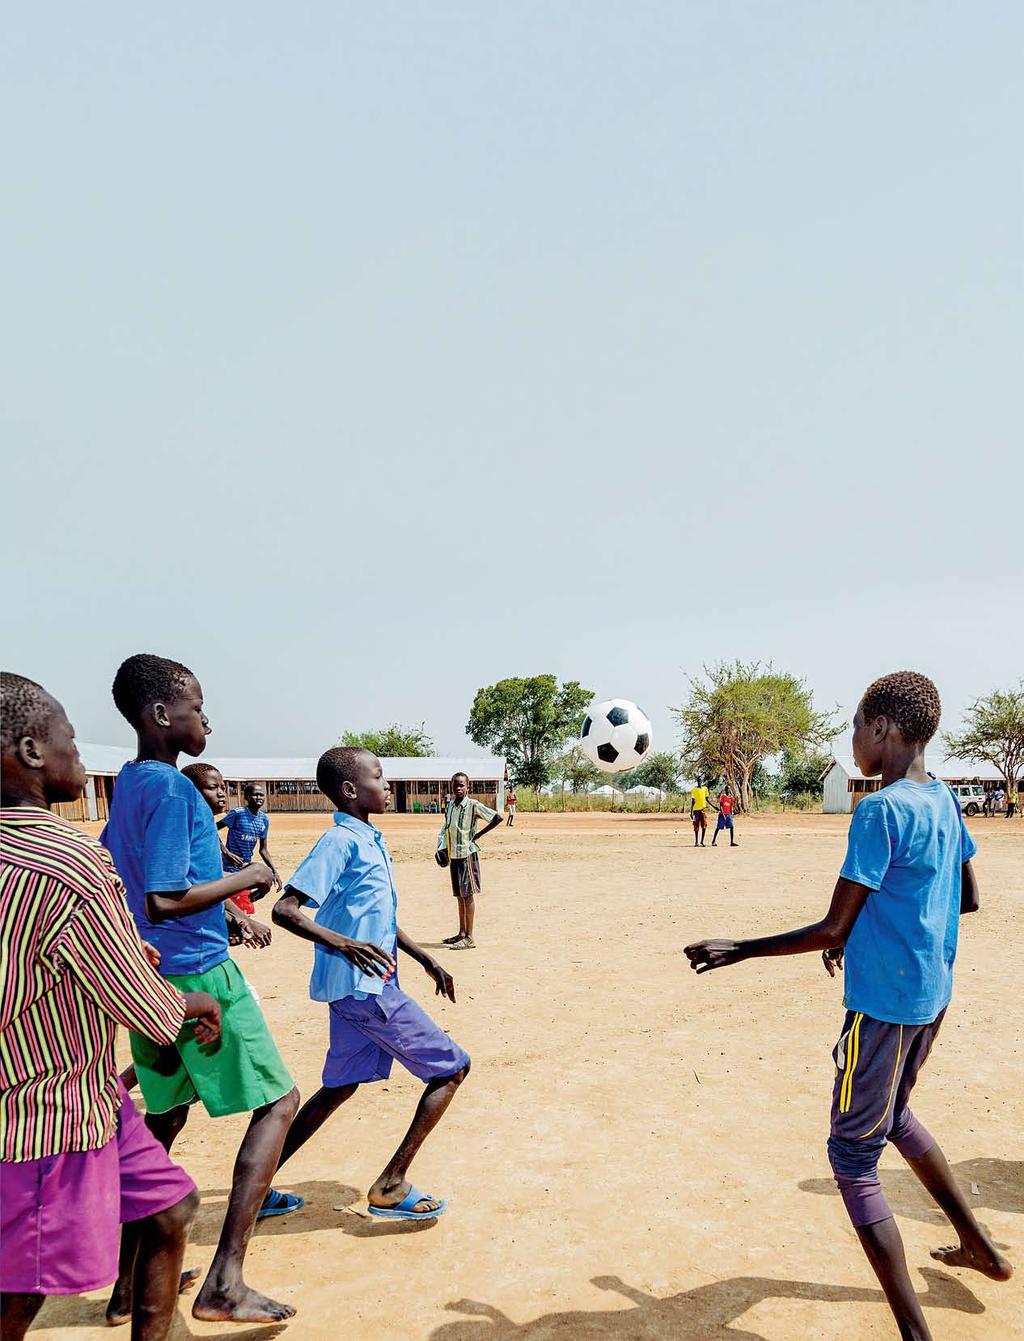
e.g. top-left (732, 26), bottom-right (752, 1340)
top-left (799, 1157), bottom-right (1024, 1229)
top-left (429, 1270), bottom-right (983, 1341)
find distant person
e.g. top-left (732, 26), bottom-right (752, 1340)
top-left (981, 790), bottom-right (992, 817)
top-left (1007, 787), bottom-right (1018, 819)
top-left (990, 787), bottom-right (1004, 815)
top-left (711, 785), bottom-right (738, 848)
top-left (435, 772), bottom-right (502, 949)
top-left (183, 764), bottom-right (273, 948)
top-left (272, 747), bottom-right (469, 1221)
top-left (506, 786), bottom-right (517, 826)
top-left (101, 654), bottom-right (301, 1326)
top-left (0, 673), bottom-right (221, 1341)
top-left (686, 671), bottom-right (1012, 1341)
top-left (219, 782), bottom-right (282, 896)
top-left (689, 782), bottom-right (711, 847)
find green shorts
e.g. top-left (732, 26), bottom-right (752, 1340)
top-left (131, 958), bottom-right (294, 1118)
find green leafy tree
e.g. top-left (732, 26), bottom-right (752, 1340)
top-left (674, 661), bottom-right (843, 813)
top-left (338, 722), bottom-right (434, 757)
top-left (617, 751), bottom-right (681, 793)
top-left (554, 746), bottom-right (602, 794)
top-left (467, 675), bottom-right (593, 790)
top-left (943, 683), bottom-right (1024, 792)
top-left (776, 746), bottom-right (832, 800)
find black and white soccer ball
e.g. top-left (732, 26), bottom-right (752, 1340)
top-left (579, 698), bottom-right (653, 773)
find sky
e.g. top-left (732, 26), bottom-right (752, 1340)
top-left (4, 3), bottom-right (1021, 761)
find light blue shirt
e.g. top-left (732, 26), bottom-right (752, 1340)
top-left (840, 778), bottom-right (977, 1025)
top-left (287, 811), bottom-right (398, 1003)
top-left (102, 760), bottom-right (229, 977)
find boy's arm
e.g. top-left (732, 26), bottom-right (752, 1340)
top-left (221, 841), bottom-right (246, 868)
top-left (960, 860), bottom-right (979, 914)
top-left (684, 876), bottom-right (872, 974)
top-left (146, 864), bottom-right (275, 921)
top-left (271, 889), bottom-right (394, 976)
top-left (397, 925), bottom-right (456, 1002)
top-left (257, 836), bottom-right (282, 890)
top-left (216, 815), bottom-right (230, 830)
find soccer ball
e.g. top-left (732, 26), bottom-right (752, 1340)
top-left (579, 699), bottom-right (653, 773)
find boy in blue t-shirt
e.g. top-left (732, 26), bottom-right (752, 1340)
top-left (272, 747), bottom-right (470, 1222)
top-left (101, 655), bottom-right (300, 1327)
top-left (218, 782), bottom-right (281, 891)
top-left (685, 672), bottom-right (1012, 1341)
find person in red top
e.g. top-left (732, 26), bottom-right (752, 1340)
top-left (711, 785), bottom-right (738, 847)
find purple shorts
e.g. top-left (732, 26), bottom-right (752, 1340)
top-left (324, 983), bottom-right (470, 1088)
top-left (0, 1084), bottom-right (195, 1296)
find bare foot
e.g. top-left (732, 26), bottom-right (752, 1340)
top-left (106, 1267), bottom-right (200, 1326)
top-left (930, 1242), bottom-right (1013, 1281)
top-left (192, 1284), bottom-right (296, 1323)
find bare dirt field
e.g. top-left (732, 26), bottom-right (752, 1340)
top-left (36, 813), bottom-right (1022, 1341)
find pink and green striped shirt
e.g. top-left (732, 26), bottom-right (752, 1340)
top-left (0, 807), bottom-right (186, 1162)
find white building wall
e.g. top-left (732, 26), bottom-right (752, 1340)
top-left (823, 764), bottom-right (853, 814)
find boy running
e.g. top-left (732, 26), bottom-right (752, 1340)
top-left (685, 672), bottom-right (1012, 1341)
top-left (101, 654), bottom-right (301, 1326)
top-left (272, 747), bottom-right (469, 1220)
top-left (1, 674), bottom-right (221, 1341)
top-left (711, 785), bottom-right (738, 848)
top-left (435, 772), bottom-right (502, 948)
top-left (219, 783), bottom-right (282, 893)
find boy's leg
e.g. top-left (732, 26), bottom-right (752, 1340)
top-left (192, 1087), bottom-right (300, 1324)
top-left (129, 1190), bottom-right (199, 1341)
top-left (0, 1293), bottom-right (45, 1341)
top-left (368, 1064), bottom-right (470, 1213)
top-left (277, 1084), bottom-right (359, 1170)
top-left (854, 1220), bottom-right (932, 1341)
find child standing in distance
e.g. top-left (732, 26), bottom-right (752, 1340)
top-left (0, 674), bottom-right (222, 1341)
top-left (689, 781), bottom-right (711, 847)
top-left (435, 772), bottom-right (502, 949)
top-left (101, 654), bottom-right (301, 1327)
top-left (219, 783), bottom-right (282, 895)
top-left (272, 748), bottom-right (469, 1221)
top-left (505, 786), bottom-right (517, 826)
top-left (711, 785), bottom-right (738, 848)
top-left (685, 672), bottom-right (1012, 1341)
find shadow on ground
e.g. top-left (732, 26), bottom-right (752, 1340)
top-left (428, 1271), bottom-right (983, 1341)
top-left (191, 1179), bottom-right (437, 1242)
top-left (799, 1157), bottom-right (1024, 1230)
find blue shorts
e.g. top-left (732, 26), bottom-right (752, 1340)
top-left (324, 983), bottom-right (469, 1088)
top-left (716, 813), bottom-right (733, 830)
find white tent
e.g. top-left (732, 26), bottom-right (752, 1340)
top-left (589, 783), bottom-right (624, 798)
top-left (625, 784), bottom-right (664, 799)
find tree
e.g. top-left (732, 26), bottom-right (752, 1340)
top-left (467, 675), bottom-right (593, 790)
top-left (338, 722), bottom-right (434, 757)
top-left (554, 746), bottom-right (602, 794)
top-left (943, 683), bottom-right (1024, 792)
top-left (674, 661), bottom-right (843, 813)
top-left (776, 746), bottom-right (833, 801)
top-left (616, 751), bottom-right (681, 794)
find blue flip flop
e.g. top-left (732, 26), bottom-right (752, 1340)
top-left (257, 1188), bottom-right (305, 1220)
top-left (367, 1186), bottom-right (448, 1221)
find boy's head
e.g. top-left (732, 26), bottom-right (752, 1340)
top-left (316, 747), bottom-right (390, 814)
top-left (852, 671), bottom-right (941, 776)
top-left (1, 673), bottom-right (87, 806)
top-left (243, 782), bottom-right (265, 810)
top-left (182, 762), bottom-right (227, 815)
top-left (451, 772), bottom-right (469, 802)
top-left (112, 654), bottom-right (209, 756)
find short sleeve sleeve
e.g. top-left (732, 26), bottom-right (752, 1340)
top-left (474, 800), bottom-right (498, 824)
top-left (840, 800), bottom-right (893, 891)
top-left (221, 809), bottom-right (238, 831)
top-left (142, 796), bottom-right (193, 891)
top-left (261, 813), bottom-right (270, 835)
top-left (288, 832), bottom-right (353, 909)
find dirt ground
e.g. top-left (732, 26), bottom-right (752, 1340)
top-left (35, 812), bottom-right (1022, 1341)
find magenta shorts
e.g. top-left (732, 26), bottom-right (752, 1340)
top-left (0, 1083), bottom-right (195, 1296)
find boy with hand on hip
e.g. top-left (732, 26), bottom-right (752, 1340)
top-left (273, 747), bottom-right (470, 1222)
top-left (435, 772), bottom-right (502, 948)
top-left (1, 674), bottom-right (220, 1341)
top-left (685, 672), bottom-right (1011, 1341)
top-left (101, 654), bottom-right (301, 1327)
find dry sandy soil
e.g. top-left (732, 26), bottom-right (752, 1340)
top-left (35, 812), bottom-right (1022, 1341)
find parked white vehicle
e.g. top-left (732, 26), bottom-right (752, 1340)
top-left (949, 783), bottom-right (986, 817)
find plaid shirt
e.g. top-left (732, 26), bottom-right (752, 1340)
top-left (437, 797), bottom-right (498, 859)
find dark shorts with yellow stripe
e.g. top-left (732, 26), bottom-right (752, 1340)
top-left (829, 1007), bottom-right (945, 1145)
top-left (449, 855), bottom-right (481, 898)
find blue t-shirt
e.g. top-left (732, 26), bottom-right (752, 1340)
top-left (287, 812), bottom-right (398, 1004)
top-left (102, 760), bottom-right (229, 977)
top-left (220, 806), bottom-right (270, 864)
top-left (840, 778), bottom-right (977, 1025)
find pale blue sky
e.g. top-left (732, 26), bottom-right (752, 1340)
top-left (4, 3), bottom-right (1021, 759)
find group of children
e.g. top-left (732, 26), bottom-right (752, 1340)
top-left (688, 781), bottom-right (738, 847)
top-left (1, 661), bottom-right (1014, 1341)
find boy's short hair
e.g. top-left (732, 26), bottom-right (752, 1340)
top-left (860, 671), bottom-right (941, 745)
top-left (1, 673), bottom-right (55, 752)
top-left (242, 781), bottom-right (262, 798)
top-left (182, 762), bottom-right (222, 789)
top-left (451, 771), bottom-right (469, 785)
top-left (112, 654), bottom-right (194, 729)
top-left (317, 746), bottom-right (371, 801)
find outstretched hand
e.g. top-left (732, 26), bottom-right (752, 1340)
top-left (822, 946), bottom-right (844, 977)
top-left (683, 939), bottom-right (745, 974)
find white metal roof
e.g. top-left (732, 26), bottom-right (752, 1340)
top-left (822, 753), bottom-right (1005, 783)
top-left (76, 744), bottom-right (505, 783)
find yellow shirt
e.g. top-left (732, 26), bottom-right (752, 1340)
top-left (690, 785), bottom-right (709, 811)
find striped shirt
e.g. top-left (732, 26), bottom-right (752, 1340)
top-left (437, 797), bottom-right (499, 860)
top-left (1, 807), bottom-right (186, 1163)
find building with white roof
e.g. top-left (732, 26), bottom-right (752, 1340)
top-left (821, 753), bottom-right (1008, 814)
top-left (65, 744), bottom-right (506, 822)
